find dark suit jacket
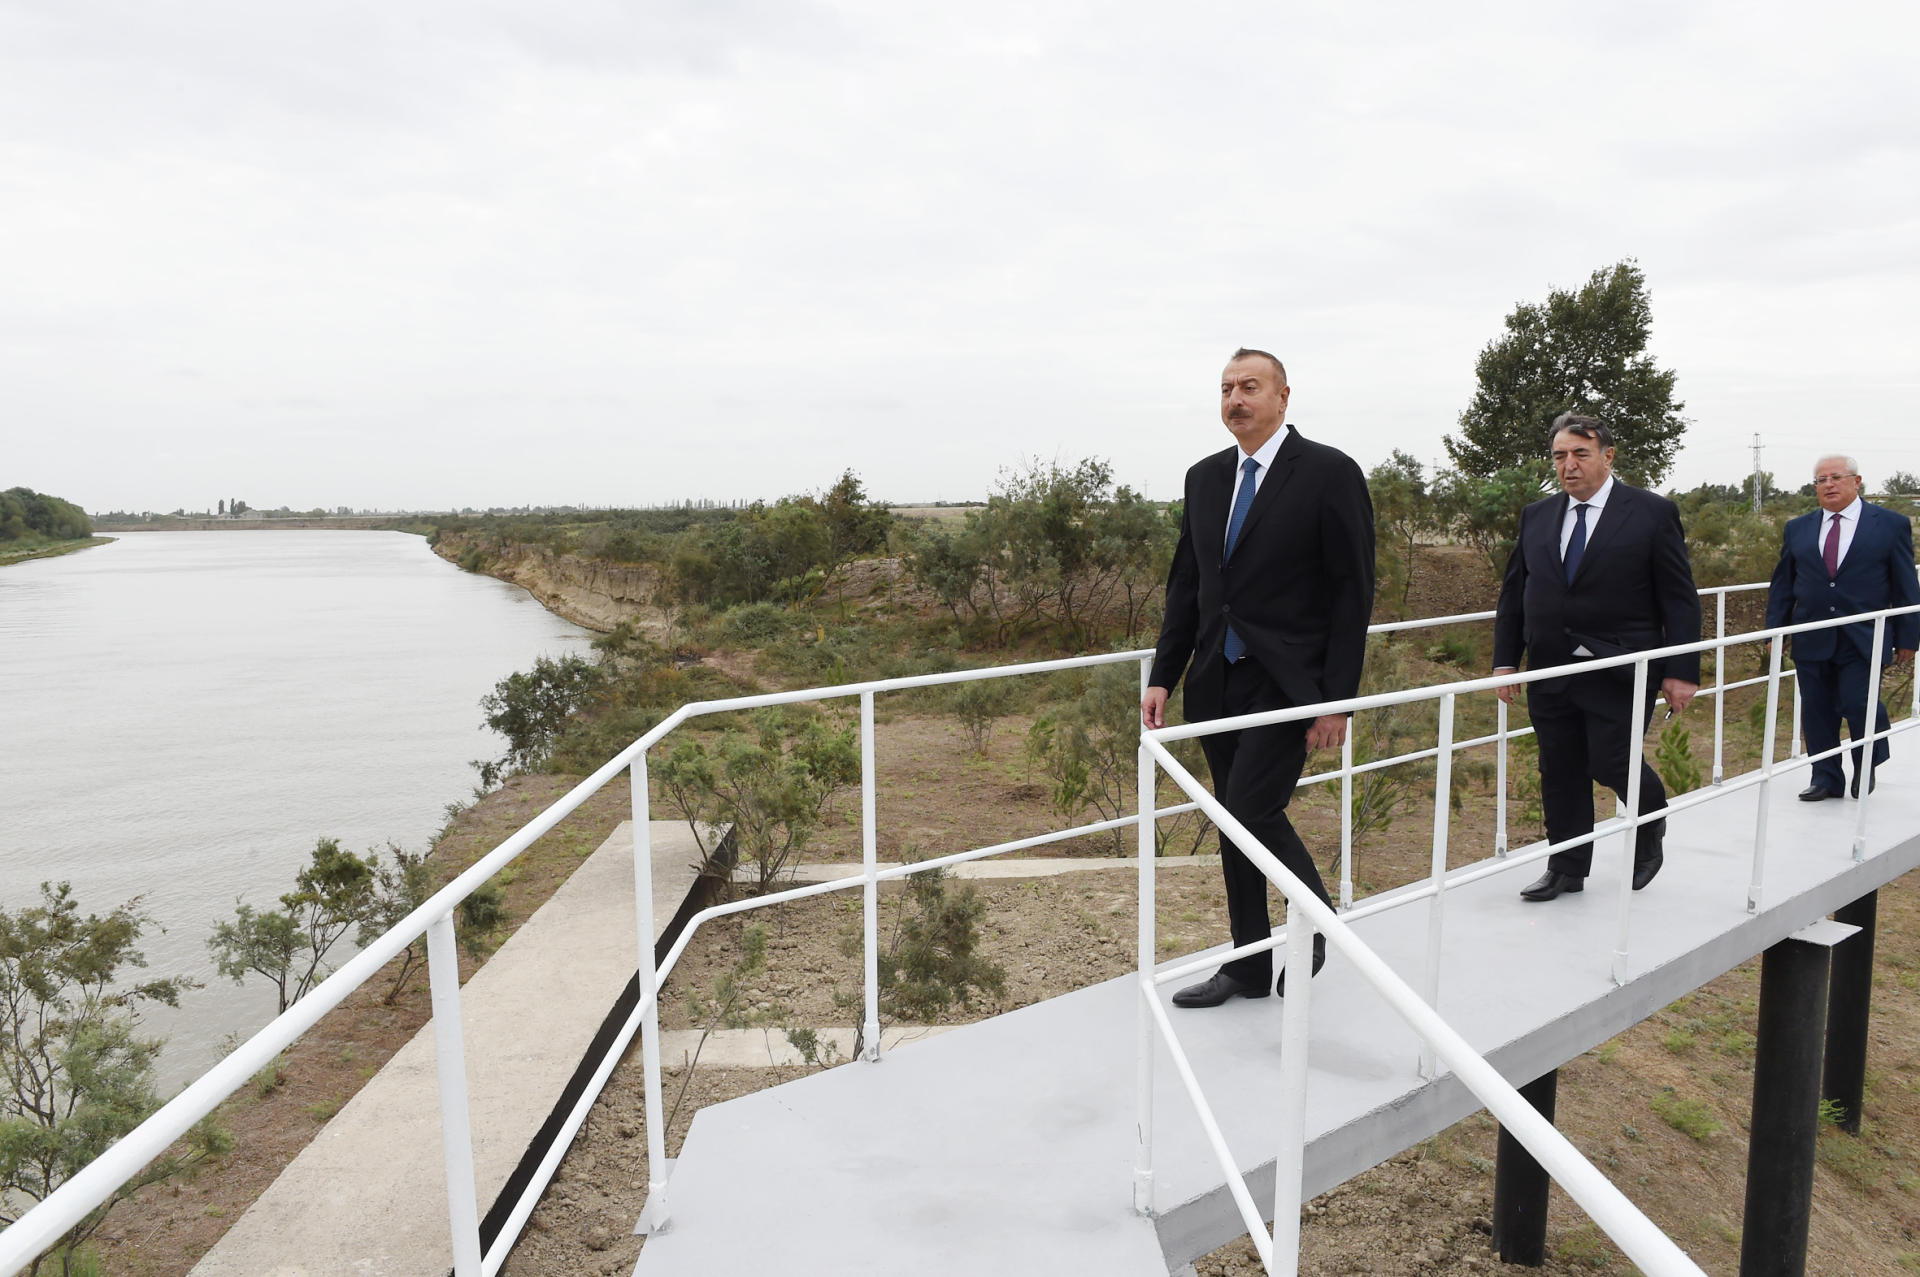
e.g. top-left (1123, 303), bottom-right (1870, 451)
top-left (1493, 482), bottom-right (1702, 685)
top-left (1764, 501), bottom-right (1920, 664)
top-left (1149, 426), bottom-right (1376, 721)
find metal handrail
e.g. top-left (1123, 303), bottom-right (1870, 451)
top-left (0, 578), bottom-right (1906, 1275)
top-left (1133, 598), bottom-right (1920, 1275)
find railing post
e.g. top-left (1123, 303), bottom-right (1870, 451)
top-left (632, 757), bottom-right (671, 1233)
top-left (426, 913), bottom-right (483, 1277)
top-left (1852, 616), bottom-right (1886, 862)
top-left (1713, 590), bottom-right (1727, 784)
top-left (1494, 696), bottom-right (1509, 858)
top-left (1610, 659), bottom-right (1649, 987)
top-left (1135, 656), bottom-right (1156, 1215)
top-left (1339, 723), bottom-right (1355, 909)
top-left (1791, 666), bottom-right (1804, 758)
top-left (861, 690), bottom-right (881, 1061)
top-left (1419, 692), bottom-right (1455, 1079)
top-left (1749, 636), bottom-right (1785, 914)
top-left (1271, 912), bottom-right (1316, 1273)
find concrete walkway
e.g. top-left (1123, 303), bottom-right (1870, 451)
top-left (190, 821), bottom-right (711, 1277)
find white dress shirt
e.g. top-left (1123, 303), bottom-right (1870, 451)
top-left (1820, 496), bottom-right (1863, 567)
top-left (1226, 425), bottom-right (1291, 552)
top-left (1559, 473), bottom-right (1616, 558)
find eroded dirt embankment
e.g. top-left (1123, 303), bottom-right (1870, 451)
top-left (431, 534), bottom-right (669, 633)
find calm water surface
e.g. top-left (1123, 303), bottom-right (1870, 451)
top-left (0, 531), bottom-right (588, 1090)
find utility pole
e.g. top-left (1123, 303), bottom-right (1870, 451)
top-left (1751, 433), bottom-right (1765, 514)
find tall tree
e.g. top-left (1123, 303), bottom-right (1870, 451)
top-left (1446, 261), bottom-right (1687, 487)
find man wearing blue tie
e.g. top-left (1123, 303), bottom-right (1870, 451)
top-left (1142, 349), bottom-right (1375, 1007)
top-left (1764, 455), bottom-right (1920, 801)
top-left (1493, 414), bottom-right (1702, 902)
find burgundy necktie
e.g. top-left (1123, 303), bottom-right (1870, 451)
top-left (1824, 513), bottom-right (1841, 579)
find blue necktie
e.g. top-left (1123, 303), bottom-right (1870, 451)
top-left (1223, 457), bottom-right (1260, 663)
top-left (1564, 502), bottom-right (1590, 583)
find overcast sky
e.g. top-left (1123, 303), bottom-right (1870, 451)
top-left (5, 1), bottom-right (1917, 513)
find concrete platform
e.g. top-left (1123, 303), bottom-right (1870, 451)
top-left (190, 820), bottom-right (715, 1277)
top-left (633, 753), bottom-right (1920, 1276)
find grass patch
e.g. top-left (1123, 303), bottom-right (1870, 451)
top-left (252, 1054), bottom-right (288, 1098)
top-left (1559, 1220), bottom-right (1615, 1267)
top-left (1651, 1088), bottom-right (1722, 1141)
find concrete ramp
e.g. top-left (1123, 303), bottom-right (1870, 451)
top-left (633, 759), bottom-right (1920, 1276)
top-left (191, 821), bottom-right (716, 1277)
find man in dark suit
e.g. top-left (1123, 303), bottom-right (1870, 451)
top-left (1493, 413), bottom-right (1701, 902)
top-left (1141, 348), bottom-right (1375, 1007)
top-left (1764, 454), bottom-right (1919, 800)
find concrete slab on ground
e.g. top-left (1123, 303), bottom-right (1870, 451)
top-left (733, 854), bottom-right (1222, 885)
top-left (635, 752), bottom-right (1920, 1276)
top-left (190, 820), bottom-right (708, 1277)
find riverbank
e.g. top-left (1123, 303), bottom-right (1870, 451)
top-left (430, 532), bottom-right (667, 634)
top-left (0, 535), bottom-right (113, 566)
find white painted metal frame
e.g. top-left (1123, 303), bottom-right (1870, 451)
top-left (1133, 598), bottom-right (1920, 1277)
top-left (1, 583), bottom-right (1910, 1277)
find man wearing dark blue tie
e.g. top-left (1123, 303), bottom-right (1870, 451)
top-left (1142, 349), bottom-right (1375, 1007)
top-left (1493, 414), bottom-right (1702, 902)
top-left (1764, 454), bottom-right (1920, 801)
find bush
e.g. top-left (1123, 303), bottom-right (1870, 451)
top-left (949, 678), bottom-right (1014, 755)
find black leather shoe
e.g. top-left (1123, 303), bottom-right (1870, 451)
top-left (1799, 785), bottom-right (1842, 802)
top-left (1520, 870), bottom-right (1585, 901)
top-left (1275, 937), bottom-right (1328, 998)
top-left (1851, 771), bottom-right (1877, 798)
top-left (1171, 971), bottom-right (1269, 1008)
top-left (1632, 822), bottom-right (1665, 891)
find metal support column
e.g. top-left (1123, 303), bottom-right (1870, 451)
top-left (1822, 892), bottom-right (1878, 1136)
top-left (1491, 1068), bottom-right (1558, 1267)
top-left (1740, 919), bottom-right (1858, 1277)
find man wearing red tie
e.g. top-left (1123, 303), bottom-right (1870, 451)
top-left (1764, 455), bottom-right (1920, 800)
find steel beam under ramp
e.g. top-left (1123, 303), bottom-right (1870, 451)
top-left (631, 752), bottom-right (1920, 1277)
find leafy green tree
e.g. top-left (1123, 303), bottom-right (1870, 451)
top-left (905, 457), bottom-right (1176, 646)
top-left (0, 489), bottom-right (92, 543)
top-left (2, 884), bottom-right (228, 1276)
top-left (207, 838), bottom-right (379, 1013)
top-left (1446, 261), bottom-right (1688, 487)
top-left (353, 843), bottom-right (436, 1004)
top-left (1884, 470), bottom-right (1920, 496)
top-left (478, 653), bottom-right (605, 774)
top-left (1368, 450), bottom-right (1432, 617)
top-left (656, 710), bottom-right (861, 891)
top-left (1431, 462), bottom-right (1554, 579)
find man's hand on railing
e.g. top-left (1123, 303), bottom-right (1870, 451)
top-left (1141, 686), bottom-right (1170, 730)
top-left (1897, 648), bottom-right (1916, 667)
top-left (1662, 679), bottom-right (1698, 713)
top-left (1306, 714), bottom-right (1347, 751)
top-left (1493, 666), bottom-right (1520, 705)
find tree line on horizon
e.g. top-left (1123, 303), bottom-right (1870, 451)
top-left (1, 487), bottom-right (93, 543)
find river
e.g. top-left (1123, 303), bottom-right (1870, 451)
top-left (0, 531), bottom-right (590, 1092)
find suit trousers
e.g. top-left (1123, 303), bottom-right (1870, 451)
top-left (1796, 651), bottom-right (1892, 793)
top-left (1197, 656), bottom-right (1334, 988)
top-left (1529, 668), bottom-right (1666, 879)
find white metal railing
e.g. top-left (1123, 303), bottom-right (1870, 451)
top-left (0, 579), bottom-right (1911, 1276)
top-left (1134, 598), bottom-right (1920, 1276)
